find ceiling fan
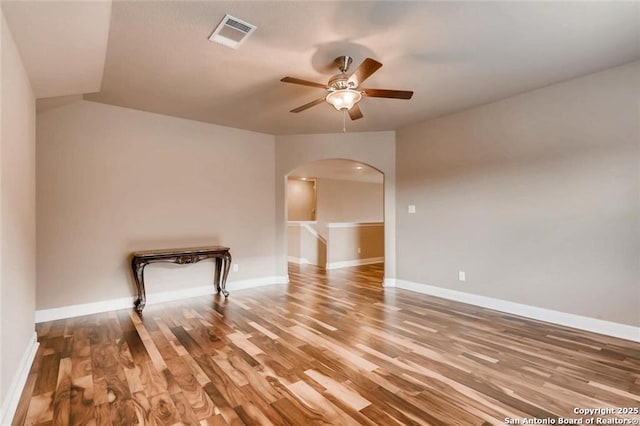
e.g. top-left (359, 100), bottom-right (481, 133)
top-left (280, 56), bottom-right (413, 121)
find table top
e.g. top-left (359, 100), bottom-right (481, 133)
top-left (132, 245), bottom-right (230, 258)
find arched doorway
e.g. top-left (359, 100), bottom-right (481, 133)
top-left (274, 131), bottom-right (397, 286)
top-left (285, 159), bottom-right (385, 278)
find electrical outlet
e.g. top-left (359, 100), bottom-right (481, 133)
top-left (232, 264), bottom-right (239, 272)
top-left (458, 271), bottom-right (466, 282)
top-left (357, 247), bottom-right (361, 254)
top-left (408, 205), bottom-right (416, 214)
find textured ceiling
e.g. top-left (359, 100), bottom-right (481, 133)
top-left (2, 1), bottom-right (111, 98)
top-left (6, 1), bottom-right (640, 135)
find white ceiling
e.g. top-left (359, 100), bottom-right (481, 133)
top-left (4, 1), bottom-right (639, 135)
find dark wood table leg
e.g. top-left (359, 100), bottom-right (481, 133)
top-left (131, 257), bottom-right (147, 312)
top-left (214, 257), bottom-right (223, 294)
top-left (219, 251), bottom-right (231, 297)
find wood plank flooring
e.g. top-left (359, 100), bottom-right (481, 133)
top-left (13, 263), bottom-right (640, 425)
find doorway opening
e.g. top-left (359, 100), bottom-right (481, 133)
top-left (285, 159), bottom-right (385, 277)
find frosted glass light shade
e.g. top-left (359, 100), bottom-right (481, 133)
top-left (326, 89), bottom-right (362, 111)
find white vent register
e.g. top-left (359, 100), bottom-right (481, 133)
top-left (209, 14), bottom-right (256, 49)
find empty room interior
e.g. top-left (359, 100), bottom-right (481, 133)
top-left (1, 1), bottom-right (639, 425)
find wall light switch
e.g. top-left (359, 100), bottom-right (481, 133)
top-left (408, 205), bottom-right (416, 214)
top-left (232, 264), bottom-right (239, 272)
top-left (458, 271), bottom-right (466, 281)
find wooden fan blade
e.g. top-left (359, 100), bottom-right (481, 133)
top-left (290, 96), bottom-right (327, 113)
top-left (364, 88), bottom-right (413, 99)
top-left (347, 58), bottom-right (382, 87)
top-left (281, 77), bottom-right (327, 89)
top-left (348, 104), bottom-right (363, 120)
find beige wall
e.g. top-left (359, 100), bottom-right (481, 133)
top-left (36, 100), bottom-right (277, 310)
top-left (301, 226), bottom-right (326, 267)
top-left (327, 224), bottom-right (384, 266)
top-left (287, 223), bottom-right (326, 267)
top-left (287, 178), bottom-right (316, 221)
top-left (316, 178), bottom-right (383, 224)
top-left (1, 10), bottom-right (36, 411)
top-left (396, 61), bottom-right (640, 326)
top-left (287, 224), bottom-right (301, 259)
top-left (275, 131), bottom-right (396, 280)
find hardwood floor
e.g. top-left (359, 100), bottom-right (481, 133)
top-left (13, 263), bottom-right (640, 425)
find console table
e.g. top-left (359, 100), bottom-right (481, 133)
top-left (130, 245), bottom-right (231, 312)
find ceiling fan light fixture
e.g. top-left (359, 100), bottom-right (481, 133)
top-left (326, 89), bottom-right (362, 111)
top-left (281, 56), bottom-right (413, 119)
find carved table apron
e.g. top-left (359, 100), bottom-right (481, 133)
top-left (130, 245), bottom-right (231, 312)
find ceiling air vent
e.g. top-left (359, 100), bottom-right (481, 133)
top-left (209, 14), bottom-right (256, 49)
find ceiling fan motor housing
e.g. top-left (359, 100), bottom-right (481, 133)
top-left (328, 73), bottom-right (357, 90)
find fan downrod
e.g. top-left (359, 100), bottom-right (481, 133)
top-left (334, 55), bottom-right (353, 73)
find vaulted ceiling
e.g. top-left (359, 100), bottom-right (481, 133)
top-left (3, 1), bottom-right (639, 135)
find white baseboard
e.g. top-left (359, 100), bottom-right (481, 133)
top-left (35, 296), bottom-right (135, 323)
top-left (395, 279), bottom-right (640, 342)
top-left (326, 257), bottom-right (384, 270)
top-left (0, 332), bottom-right (39, 426)
top-left (383, 278), bottom-right (397, 287)
top-left (227, 275), bottom-right (288, 291)
top-left (35, 275), bottom-right (289, 323)
top-left (287, 256), bottom-right (311, 265)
